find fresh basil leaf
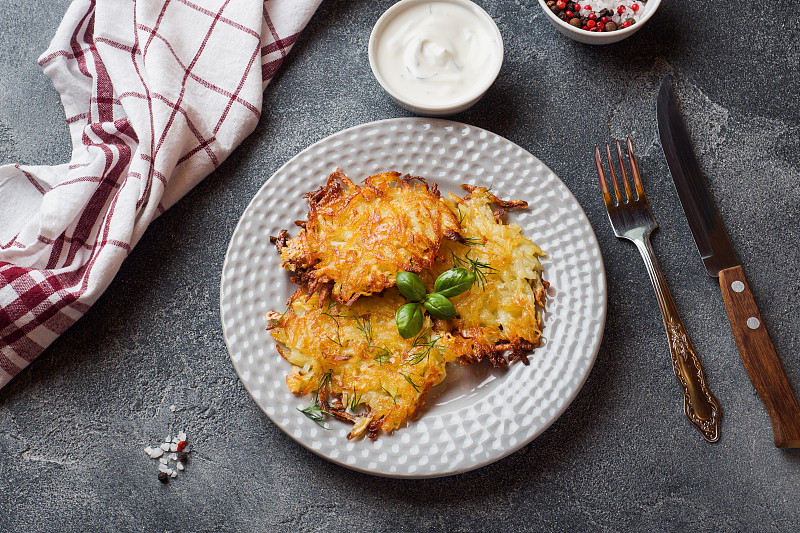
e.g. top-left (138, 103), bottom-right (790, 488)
top-left (396, 271), bottom-right (427, 302)
top-left (396, 302), bottom-right (424, 339)
top-left (433, 268), bottom-right (476, 298)
top-left (422, 293), bottom-right (457, 320)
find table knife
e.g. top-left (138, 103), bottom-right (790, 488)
top-left (657, 75), bottom-right (800, 448)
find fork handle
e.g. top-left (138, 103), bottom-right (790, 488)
top-left (634, 237), bottom-right (722, 442)
top-left (719, 265), bottom-right (800, 448)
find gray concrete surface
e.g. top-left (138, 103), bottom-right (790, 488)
top-left (2, 0), bottom-right (799, 531)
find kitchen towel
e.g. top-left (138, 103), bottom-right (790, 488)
top-left (0, 0), bottom-right (322, 388)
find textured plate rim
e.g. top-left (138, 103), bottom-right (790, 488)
top-left (220, 118), bottom-right (607, 478)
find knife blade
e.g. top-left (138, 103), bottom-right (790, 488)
top-left (657, 75), bottom-right (800, 448)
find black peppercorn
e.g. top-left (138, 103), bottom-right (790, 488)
top-left (158, 471), bottom-right (169, 484)
top-left (177, 451), bottom-right (189, 463)
top-left (569, 17), bottom-right (582, 27)
top-left (604, 21), bottom-right (617, 31)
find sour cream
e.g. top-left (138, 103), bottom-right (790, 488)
top-left (369, 0), bottom-right (503, 113)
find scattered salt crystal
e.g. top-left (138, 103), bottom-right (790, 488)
top-left (158, 463), bottom-right (170, 473)
top-left (159, 443), bottom-right (170, 451)
top-left (169, 443), bottom-right (178, 452)
top-left (176, 462), bottom-right (184, 471)
top-left (150, 448), bottom-right (164, 459)
top-left (169, 405), bottom-right (177, 412)
top-left (144, 446), bottom-right (153, 455)
top-left (177, 431), bottom-right (187, 441)
top-left (169, 453), bottom-right (178, 461)
top-left (159, 457), bottom-right (168, 464)
top-left (170, 471), bottom-right (178, 478)
top-left (172, 436), bottom-right (180, 444)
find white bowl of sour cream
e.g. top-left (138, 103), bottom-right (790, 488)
top-left (368, 0), bottom-right (504, 116)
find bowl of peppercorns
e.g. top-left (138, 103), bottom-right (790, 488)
top-left (538, 0), bottom-right (661, 44)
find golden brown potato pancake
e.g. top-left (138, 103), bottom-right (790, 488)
top-left (271, 170), bottom-right (461, 305)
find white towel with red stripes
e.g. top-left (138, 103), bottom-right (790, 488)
top-left (0, 0), bottom-right (322, 387)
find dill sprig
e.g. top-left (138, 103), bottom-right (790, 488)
top-left (373, 346), bottom-right (392, 365)
top-left (383, 387), bottom-right (398, 405)
top-left (461, 236), bottom-right (485, 247)
top-left (452, 250), bottom-right (496, 289)
top-left (456, 205), bottom-right (467, 226)
top-left (298, 370), bottom-right (333, 428)
top-left (401, 372), bottom-right (421, 393)
top-left (269, 305), bottom-right (291, 327)
top-left (353, 315), bottom-right (373, 346)
top-left (404, 331), bottom-right (442, 366)
top-left (345, 388), bottom-right (362, 412)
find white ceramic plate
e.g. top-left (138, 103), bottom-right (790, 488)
top-left (220, 118), bottom-right (606, 478)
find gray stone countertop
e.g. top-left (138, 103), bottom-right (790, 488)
top-left (1, 1), bottom-right (799, 531)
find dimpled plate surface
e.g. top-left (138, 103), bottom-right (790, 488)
top-left (220, 118), bottom-right (606, 478)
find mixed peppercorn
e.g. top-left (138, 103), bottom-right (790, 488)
top-left (546, 0), bottom-right (646, 32)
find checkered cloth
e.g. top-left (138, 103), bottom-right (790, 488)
top-left (0, 0), bottom-right (322, 388)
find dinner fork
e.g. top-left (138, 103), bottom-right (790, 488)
top-left (595, 138), bottom-right (721, 442)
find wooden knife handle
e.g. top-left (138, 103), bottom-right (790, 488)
top-left (719, 265), bottom-right (800, 448)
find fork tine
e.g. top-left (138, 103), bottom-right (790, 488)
top-left (595, 145), bottom-right (613, 209)
top-left (604, 142), bottom-right (622, 204)
top-left (627, 137), bottom-right (645, 199)
top-left (615, 140), bottom-right (633, 201)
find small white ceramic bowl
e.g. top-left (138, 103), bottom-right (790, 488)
top-left (368, 0), bottom-right (504, 116)
top-left (538, 0), bottom-right (661, 45)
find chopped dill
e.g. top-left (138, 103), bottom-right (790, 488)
top-left (383, 387), bottom-right (398, 405)
top-left (404, 332), bottom-right (442, 366)
top-left (322, 307), bottom-right (349, 347)
top-left (452, 250), bottom-right (497, 289)
top-left (401, 372), bottom-right (421, 392)
top-left (298, 370), bottom-right (333, 428)
top-left (373, 346), bottom-right (392, 365)
top-left (353, 315), bottom-right (373, 346)
top-left (345, 388), bottom-right (362, 412)
top-left (461, 236), bottom-right (485, 247)
top-left (270, 305), bottom-right (291, 327)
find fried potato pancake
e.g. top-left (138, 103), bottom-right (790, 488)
top-left (267, 175), bottom-right (547, 439)
top-left (272, 170), bottom-right (461, 305)
top-left (267, 289), bottom-right (458, 439)
top-left (430, 186), bottom-right (548, 367)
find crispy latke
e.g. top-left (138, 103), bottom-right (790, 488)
top-left (428, 186), bottom-right (548, 367)
top-left (267, 288), bottom-right (458, 440)
top-left (267, 174), bottom-right (547, 439)
top-left (271, 170), bottom-right (461, 305)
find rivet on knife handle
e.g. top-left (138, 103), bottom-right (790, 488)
top-left (719, 265), bottom-right (800, 448)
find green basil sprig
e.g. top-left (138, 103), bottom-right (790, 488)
top-left (394, 268), bottom-right (476, 339)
